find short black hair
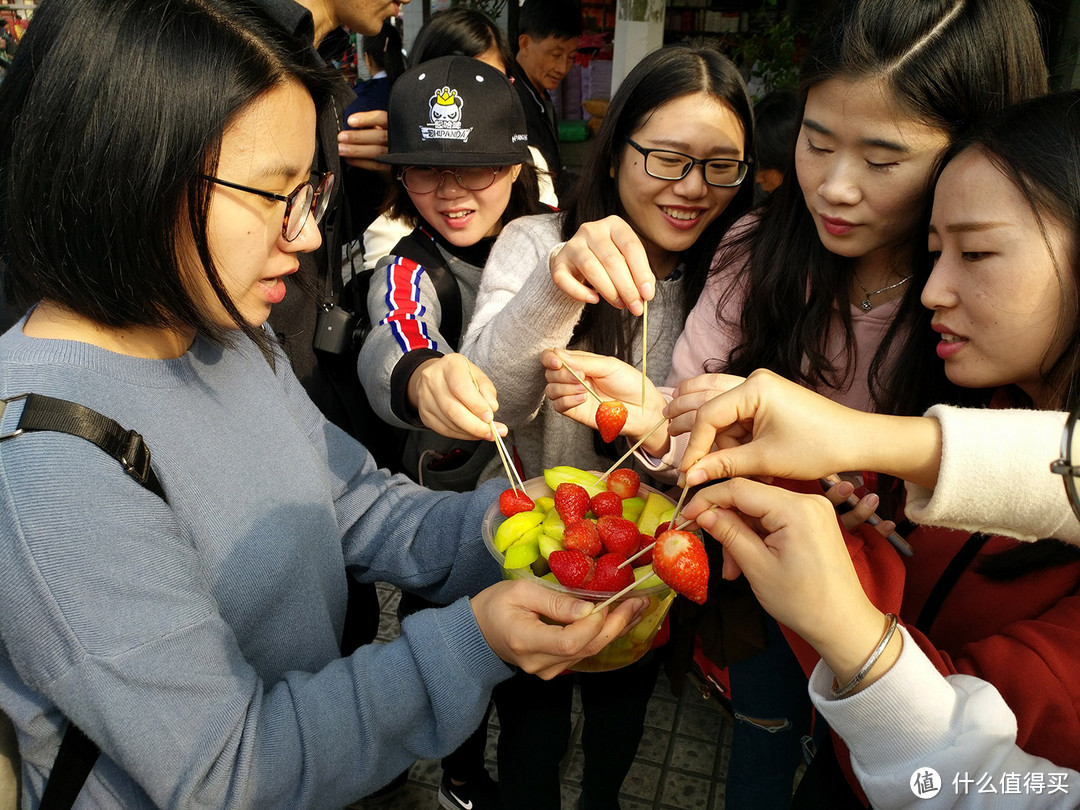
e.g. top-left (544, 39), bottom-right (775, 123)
top-left (0, 0), bottom-right (339, 349)
top-left (518, 0), bottom-right (582, 42)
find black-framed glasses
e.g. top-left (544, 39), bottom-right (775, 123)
top-left (399, 166), bottom-right (502, 194)
top-left (623, 137), bottom-right (749, 188)
top-left (1051, 403), bottom-right (1080, 522)
top-left (200, 172), bottom-right (335, 242)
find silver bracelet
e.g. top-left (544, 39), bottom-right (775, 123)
top-left (831, 613), bottom-right (899, 699)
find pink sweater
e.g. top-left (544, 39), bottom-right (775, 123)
top-left (667, 226), bottom-right (901, 412)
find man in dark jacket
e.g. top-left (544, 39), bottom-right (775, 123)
top-left (512, 0), bottom-right (581, 198)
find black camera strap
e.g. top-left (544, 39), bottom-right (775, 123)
top-left (1, 393), bottom-right (167, 809)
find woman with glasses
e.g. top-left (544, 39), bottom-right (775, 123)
top-left (460, 45), bottom-right (755, 810)
top-left (357, 55), bottom-right (542, 483)
top-left (356, 54), bottom-right (545, 810)
top-left (0, 5), bottom-right (643, 808)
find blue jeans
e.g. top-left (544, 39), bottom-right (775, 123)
top-left (725, 615), bottom-right (814, 809)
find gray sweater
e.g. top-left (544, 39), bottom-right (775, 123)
top-left (0, 320), bottom-right (508, 809)
top-left (461, 213), bottom-right (686, 481)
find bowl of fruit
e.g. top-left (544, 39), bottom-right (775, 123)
top-left (482, 465), bottom-right (709, 672)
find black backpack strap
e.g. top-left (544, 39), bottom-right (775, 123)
top-left (1, 392), bottom-right (168, 809)
top-left (389, 228), bottom-right (463, 350)
top-left (2, 393), bottom-right (165, 500)
top-left (915, 532), bottom-right (991, 634)
top-left (39, 725), bottom-right (99, 810)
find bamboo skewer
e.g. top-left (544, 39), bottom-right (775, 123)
top-left (641, 299), bottom-right (648, 414)
top-left (553, 349), bottom-right (604, 405)
top-left (617, 510), bottom-right (717, 569)
top-left (589, 575), bottom-right (645, 614)
top-left (672, 479), bottom-right (691, 526)
top-left (593, 416), bottom-right (668, 484)
top-left (465, 360), bottom-right (524, 492)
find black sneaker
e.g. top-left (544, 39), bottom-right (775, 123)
top-left (437, 769), bottom-right (502, 810)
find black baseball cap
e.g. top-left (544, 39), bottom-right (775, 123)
top-left (379, 55), bottom-right (531, 167)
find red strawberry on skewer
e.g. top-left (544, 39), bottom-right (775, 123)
top-left (498, 488), bottom-right (535, 517)
top-left (606, 468), bottom-right (641, 499)
top-left (595, 400), bottom-right (628, 443)
top-left (652, 529), bottom-right (709, 604)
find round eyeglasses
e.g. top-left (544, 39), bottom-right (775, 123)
top-left (201, 172), bottom-right (335, 242)
top-left (399, 166), bottom-right (503, 194)
top-left (1051, 403), bottom-right (1080, 522)
top-left (623, 137), bottom-right (749, 188)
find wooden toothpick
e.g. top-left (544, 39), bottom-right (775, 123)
top-left (641, 299), bottom-right (648, 414)
top-left (553, 349), bottom-right (604, 405)
top-left (466, 360), bottom-right (523, 492)
top-left (589, 575), bottom-right (647, 614)
top-left (594, 416), bottom-right (667, 484)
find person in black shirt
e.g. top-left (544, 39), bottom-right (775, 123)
top-left (512, 0), bottom-right (581, 199)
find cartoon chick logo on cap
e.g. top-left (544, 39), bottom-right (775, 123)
top-left (419, 86), bottom-right (472, 142)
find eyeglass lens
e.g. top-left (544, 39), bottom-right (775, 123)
top-left (401, 167), bottom-right (498, 194)
top-left (284, 175), bottom-right (333, 242)
top-left (645, 151), bottom-right (746, 187)
top-left (1068, 410), bottom-right (1080, 520)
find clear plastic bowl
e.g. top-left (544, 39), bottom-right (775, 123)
top-left (481, 474), bottom-right (676, 672)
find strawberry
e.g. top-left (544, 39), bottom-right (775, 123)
top-left (499, 488), bottom-right (535, 518)
top-left (554, 482), bottom-right (590, 524)
top-left (652, 529), bottom-right (709, 604)
top-left (595, 400), bottom-right (628, 444)
top-left (606, 468), bottom-right (641, 499)
top-left (590, 491), bottom-right (623, 518)
top-left (549, 549), bottom-right (595, 589)
top-left (596, 515), bottom-right (641, 557)
top-left (587, 552), bottom-right (635, 592)
top-left (634, 532), bottom-right (654, 566)
top-left (563, 519), bottom-right (602, 557)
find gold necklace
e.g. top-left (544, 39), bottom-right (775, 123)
top-left (854, 273), bottom-right (912, 311)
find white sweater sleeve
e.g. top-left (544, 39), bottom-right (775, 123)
top-left (809, 626), bottom-right (1079, 809)
top-left (461, 213), bottom-right (584, 427)
top-left (903, 406), bottom-right (1078, 544)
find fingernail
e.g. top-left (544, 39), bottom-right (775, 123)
top-left (866, 493), bottom-right (879, 508)
top-left (572, 601), bottom-right (594, 620)
top-left (687, 469), bottom-right (706, 487)
top-left (641, 282), bottom-right (654, 299)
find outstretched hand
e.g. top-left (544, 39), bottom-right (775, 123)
top-left (541, 349), bottom-right (668, 451)
top-left (678, 369), bottom-right (870, 487)
top-left (682, 478), bottom-right (892, 683)
top-left (549, 216), bottom-right (655, 316)
top-left (471, 579), bottom-right (649, 679)
top-left (409, 354), bottom-right (505, 441)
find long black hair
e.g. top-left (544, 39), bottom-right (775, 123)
top-left (883, 90), bottom-right (1080, 418)
top-left (409, 8), bottom-right (515, 75)
top-left (0, 0), bottom-right (339, 351)
top-left (561, 45), bottom-right (755, 363)
top-left (894, 91), bottom-right (1080, 577)
top-left (714, 0), bottom-right (1048, 399)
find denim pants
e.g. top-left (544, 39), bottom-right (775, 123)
top-left (724, 614), bottom-right (814, 809)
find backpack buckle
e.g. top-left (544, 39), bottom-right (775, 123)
top-left (0, 393), bottom-right (30, 441)
top-left (119, 429), bottom-right (152, 484)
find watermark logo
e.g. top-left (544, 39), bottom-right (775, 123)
top-left (911, 768), bottom-right (942, 799)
